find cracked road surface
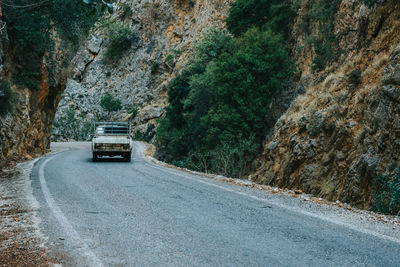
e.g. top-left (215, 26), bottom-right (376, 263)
top-left (31, 142), bottom-right (400, 266)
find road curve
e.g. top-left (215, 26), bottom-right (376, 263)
top-left (30, 142), bottom-right (400, 266)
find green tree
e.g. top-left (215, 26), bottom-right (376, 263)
top-left (100, 92), bottom-right (122, 119)
top-left (226, 0), bottom-right (295, 38)
top-left (202, 28), bottom-right (294, 147)
top-left (2, 0), bottom-right (104, 90)
top-left (156, 29), bottom-right (234, 162)
top-left (156, 27), bottom-right (294, 178)
top-left (101, 19), bottom-right (137, 63)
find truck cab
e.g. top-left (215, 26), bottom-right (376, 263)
top-left (91, 122), bottom-right (133, 162)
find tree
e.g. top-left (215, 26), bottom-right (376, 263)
top-left (100, 92), bottom-right (122, 119)
top-left (226, 0), bottom-right (295, 38)
top-left (202, 28), bottom-right (294, 146)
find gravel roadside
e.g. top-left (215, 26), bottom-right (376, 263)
top-left (0, 160), bottom-right (56, 266)
top-left (140, 142), bottom-right (400, 239)
top-left (0, 144), bottom-right (70, 266)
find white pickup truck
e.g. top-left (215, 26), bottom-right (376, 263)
top-left (91, 122), bottom-right (133, 162)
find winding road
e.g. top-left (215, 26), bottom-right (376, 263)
top-left (30, 142), bottom-right (400, 266)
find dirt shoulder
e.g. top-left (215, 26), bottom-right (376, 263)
top-left (0, 161), bottom-right (57, 266)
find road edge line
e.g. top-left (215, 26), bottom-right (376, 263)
top-left (136, 142), bottom-right (400, 245)
top-left (38, 153), bottom-right (104, 267)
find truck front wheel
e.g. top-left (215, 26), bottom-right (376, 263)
top-left (124, 153), bottom-right (131, 162)
top-left (93, 152), bottom-right (99, 162)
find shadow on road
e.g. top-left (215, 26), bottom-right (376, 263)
top-left (85, 157), bottom-right (130, 163)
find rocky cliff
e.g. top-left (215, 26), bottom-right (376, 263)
top-left (52, 0), bottom-right (234, 141)
top-left (251, 0), bottom-right (400, 207)
top-left (0, 18), bottom-right (68, 169)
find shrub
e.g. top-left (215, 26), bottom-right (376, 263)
top-left (156, 29), bottom-right (235, 162)
top-left (371, 169), bottom-right (400, 215)
top-left (0, 80), bottom-right (16, 116)
top-left (100, 92), bottom-right (122, 118)
top-left (151, 62), bottom-right (160, 74)
top-left (202, 28), bottom-right (294, 147)
top-left (2, 0), bottom-right (101, 90)
top-left (119, 3), bottom-right (133, 19)
top-left (226, 0), bottom-right (295, 38)
top-left (102, 20), bottom-right (137, 63)
top-left (361, 0), bottom-right (379, 7)
top-left (126, 104), bottom-right (138, 118)
top-left (156, 27), bottom-right (294, 178)
top-left (348, 69), bottom-right (362, 87)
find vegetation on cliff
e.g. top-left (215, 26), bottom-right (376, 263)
top-left (155, 0), bottom-right (295, 177)
top-left (0, 80), bottom-right (15, 116)
top-left (371, 170), bottom-right (400, 215)
top-left (2, 0), bottom-right (102, 90)
top-left (100, 92), bottom-right (122, 118)
top-left (100, 18), bottom-right (138, 63)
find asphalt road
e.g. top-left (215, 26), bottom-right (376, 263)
top-left (30, 142), bottom-right (400, 266)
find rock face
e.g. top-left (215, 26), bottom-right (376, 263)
top-left (251, 0), bottom-right (400, 207)
top-left (52, 0), bottom-right (234, 141)
top-left (0, 30), bottom-right (67, 169)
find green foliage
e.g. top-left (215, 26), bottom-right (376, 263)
top-left (100, 92), bottom-right (122, 117)
top-left (120, 3), bottom-right (133, 19)
top-left (151, 62), bottom-right (160, 74)
top-left (360, 0), bottom-right (379, 7)
top-left (156, 27), bottom-right (294, 177)
top-left (202, 28), bottom-right (294, 146)
top-left (371, 170), bottom-right (400, 215)
top-left (126, 104), bottom-right (138, 118)
top-left (156, 28), bottom-right (235, 162)
top-left (53, 107), bottom-right (93, 141)
top-left (300, 0), bottom-right (341, 71)
top-left (2, 0), bottom-right (101, 90)
top-left (0, 80), bottom-right (16, 116)
top-left (164, 54), bottom-right (175, 69)
top-left (348, 69), bottom-right (362, 87)
top-left (226, 0), bottom-right (295, 38)
top-left (102, 19), bottom-right (137, 63)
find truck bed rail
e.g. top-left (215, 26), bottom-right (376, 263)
top-left (94, 122), bottom-right (131, 136)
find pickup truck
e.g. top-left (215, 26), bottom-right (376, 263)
top-left (91, 122), bottom-right (133, 162)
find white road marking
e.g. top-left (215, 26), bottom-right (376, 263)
top-left (135, 143), bottom-right (400, 245)
top-left (39, 153), bottom-right (103, 267)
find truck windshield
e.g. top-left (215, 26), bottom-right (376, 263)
top-left (95, 122), bottom-right (130, 136)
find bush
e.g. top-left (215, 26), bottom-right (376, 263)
top-left (151, 62), bottom-right (160, 74)
top-left (371, 169), bottom-right (400, 215)
top-left (156, 29), bottom-right (235, 163)
top-left (348, 69), bottom-right (362, 87)
top-left (2, 0), bottom-right (101, 90)
top-left (202, 28), bottom-right (294, 146)
top-left (100, 92), bottom-right (122, 118)
top-left (226, 0), bottom-right (295, 38)
top-left (102, 20), bottom-right (137, 63)
top-left (156, 27), bottom-right (294, 178)
top-left (0, 80), bottom-right (16, 116)
top-left (361, 0), bottom-right (379, 7)
top-left (119, 3), bottom-right (133, 19)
